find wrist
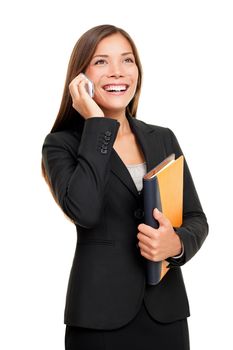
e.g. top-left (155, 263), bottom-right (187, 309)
top-left (172, 231), bottom-right (183, 257)
top-left (172, 240), bottom-right (184, 259)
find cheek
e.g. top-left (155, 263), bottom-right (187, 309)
top-left (130, 67), bottom-right (139, 86)
top-left (135, 68), bottom-right (139, 82)
top-left (84, 67), bottom-right (97, 83)
top-left (131, 70), bottom-right (139, 92)
top-left (85, 67), bottom-right (106, 84)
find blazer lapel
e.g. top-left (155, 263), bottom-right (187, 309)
top-left (110, 114), bottom-right (165, 199)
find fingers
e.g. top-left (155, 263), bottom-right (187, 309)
top-left (137, 209), bottom-right (176, 261)
top-left (138, 239), bottom-right (155, 255)
top-left (137, 209), bottom-right (171, 238)
top-left (68, 73), bottom-right (104, 118)
top-left (137, 225), bottom-right (158, 256)
top-left (137, 237), bottom-right (162, 262)
top-left (69, 75), bottom-right (80, 102)
top-left (137, 223), bottom-right (156, 238)
top-left (137, 232), bottom-right (153, 249)
top-left (139, 249), bottom-right (160, 262)
top-left (137, 230), bottom-right (166, 262)
top-left (69, 74), bottom-right (89, 101)
top-left (78, 77), bottom-right (92, 99)
top-left (137, 210), bottom-right (174, 261)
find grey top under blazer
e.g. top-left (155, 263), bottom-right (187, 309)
top-left (42, 113), bottom-right (208, 330)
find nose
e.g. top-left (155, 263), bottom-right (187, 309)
top-left (108, 62), bottom-right (124, 78)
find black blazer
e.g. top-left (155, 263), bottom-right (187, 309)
top-left (42, 114), bottom-right (208, 330)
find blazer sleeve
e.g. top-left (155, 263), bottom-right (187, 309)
top-left (42, 117), bottom-right (120, 228)
top-left (165, 129), bottom-right (209, 267)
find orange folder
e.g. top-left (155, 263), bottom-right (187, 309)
top-left (143, 154), bottom-right (184, 284)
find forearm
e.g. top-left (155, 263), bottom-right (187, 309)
top-left (42, 117), bottom-right (120, 227)
top-left (165, 128), bottom-right (209, 267)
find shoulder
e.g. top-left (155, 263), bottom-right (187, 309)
top-left (133, 116), bottom-right (175, 138)
top-left (43, 128), bottom-right (80, 147)
top-left (42, 128), bottom-right (81, 160)
top-left (133, 116), bottom-right (182, 155)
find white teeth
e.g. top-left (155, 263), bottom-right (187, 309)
top-left (104, 85), bottom-right (127, 92)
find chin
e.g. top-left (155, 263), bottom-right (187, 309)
top-left (98, 102), bottom-right (127, 115)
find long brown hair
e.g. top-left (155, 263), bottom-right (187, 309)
top-left (42, 24), bottom-right (143, 186)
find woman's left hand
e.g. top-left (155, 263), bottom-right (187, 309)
top-left (137, 208), bottom-right (182, 261)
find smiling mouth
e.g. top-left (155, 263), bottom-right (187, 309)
top-left (102, 84), bottom-right (129, 93)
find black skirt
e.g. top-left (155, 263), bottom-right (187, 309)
top-left (65, 300), bottom-right (190, 350)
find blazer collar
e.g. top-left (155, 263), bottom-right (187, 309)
top-left (111, 114), bottom-right (163, 199)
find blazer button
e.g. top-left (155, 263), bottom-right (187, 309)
top-left (101, 144), bottom-right (108, 150)
top-left (101, 149), bottom-right (108, 154)
top-left (105, 131), bottom-right (112, 136)
top-left (134, 208), bottom-right (144, 220)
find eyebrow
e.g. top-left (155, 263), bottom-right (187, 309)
top-left (92, 52), bottom-right (134, 59)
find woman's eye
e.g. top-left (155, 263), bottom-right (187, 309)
top-left (94, 59), bottom-right (107, 65)
top-left (124, 57), bottom-right (134, 63)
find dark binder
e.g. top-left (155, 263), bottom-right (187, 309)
top-left (143, 154), bottom-right (184, 285)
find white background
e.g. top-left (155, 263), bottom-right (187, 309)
top-left (0, 0), bottom-right (232, 349)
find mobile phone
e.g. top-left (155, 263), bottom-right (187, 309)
top-left (82, 73), bottom-right (94, 98)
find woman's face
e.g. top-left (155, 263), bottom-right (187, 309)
top-left (85, 33), bottom-right (139, 117)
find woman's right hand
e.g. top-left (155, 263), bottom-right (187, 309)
top-left (69, 73), bottom-right (104, 119)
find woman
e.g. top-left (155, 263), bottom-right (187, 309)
top-left (42, 24), bottom-right (208, 350)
